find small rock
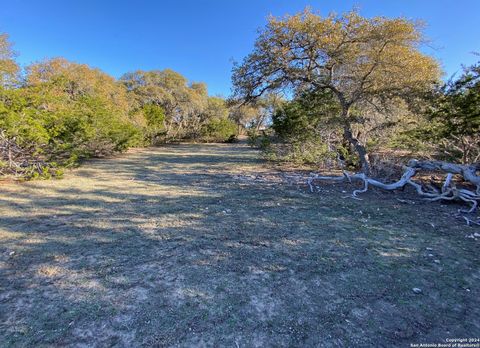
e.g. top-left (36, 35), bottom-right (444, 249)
top-left (474, 233), bottom-right (480, 238)
top-left (428, 254), bottom-right (434, 257)
top-left (9, 251), bottom-right (15, 256)
top-left (226, 209), bottom-right (231, 213)
top-left (412, 288), bottom-right (422, 294)
top-left (426, 247), bottom-right (433, 251)
top-left (433, 259), bottom-right (440, 264)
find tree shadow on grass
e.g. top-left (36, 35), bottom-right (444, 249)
top-left (0, 143), bottom-right (479, 346)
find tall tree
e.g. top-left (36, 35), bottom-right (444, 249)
top-left (232, 9), bottom-right (440, 173)
top-left (0, 33), bottom-right (19, 88)
top-left (228, 103), bottom-right (260, 135)
top-left (26, 57), bottom-right (130, 113)
top-left (120, 69), bottom-right (205, 140)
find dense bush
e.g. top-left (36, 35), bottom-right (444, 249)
top-left (201, 118), bottom-right (237, 142)
top-left (260, 90), bottom-right (355, 167)
top-left (409, 61), bottom-right (480, 163)
top-left (141, 104), bottom-right (166, 145)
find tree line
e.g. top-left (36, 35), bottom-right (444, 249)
top-left (1, 9), bottom-right (479, 180)
top-left (0, 34), bottom-right (272, 178)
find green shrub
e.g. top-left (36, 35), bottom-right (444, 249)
top-left (201, 118), bottom-right (236, 142)
top-left (142, 104), bottom-right (166, 145)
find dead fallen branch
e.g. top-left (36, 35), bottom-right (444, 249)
top-left (308, 160), bottom-right (480, 221)
top-left (0, 130), bottom-right (52, 178)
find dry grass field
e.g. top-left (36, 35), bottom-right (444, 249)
top-left (0, 143), bottom-right (478, 347)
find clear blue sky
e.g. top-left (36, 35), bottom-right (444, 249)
top-left (1, 0), bottom-right (479, 96)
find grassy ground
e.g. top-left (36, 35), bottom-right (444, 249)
top-left (0, 143), bottom-right (478, 347)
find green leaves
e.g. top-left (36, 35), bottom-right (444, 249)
top-left (232, 9), bottom-right (441, 173)
top-left (422, 61), bottom-right (480, 163)
top-left (201, 118), bottom-right (237, 142)
top-left (396, 61), bottom-right (480, 163)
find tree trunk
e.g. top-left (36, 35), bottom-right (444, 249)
top-left (341, 107), bottom-right (370, 174)
top-left (8, 146), bottom-right (13, 168)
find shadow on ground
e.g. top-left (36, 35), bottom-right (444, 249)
top-left (0, 143), bottom-right (478, 347)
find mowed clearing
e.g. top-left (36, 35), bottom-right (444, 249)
top-left (0, 143), bottom-right (478, 347)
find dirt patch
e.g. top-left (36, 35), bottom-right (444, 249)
top-left (0, 143), bottom-right (478, 347)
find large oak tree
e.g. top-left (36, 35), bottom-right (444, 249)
top-left (232, 9), bottom-right (441, 173)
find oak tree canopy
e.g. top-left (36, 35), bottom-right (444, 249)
top-left (232, 9), bottom-right (441, 173)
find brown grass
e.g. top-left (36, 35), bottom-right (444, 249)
top-left (0, 143), bottom-right (478, 347)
